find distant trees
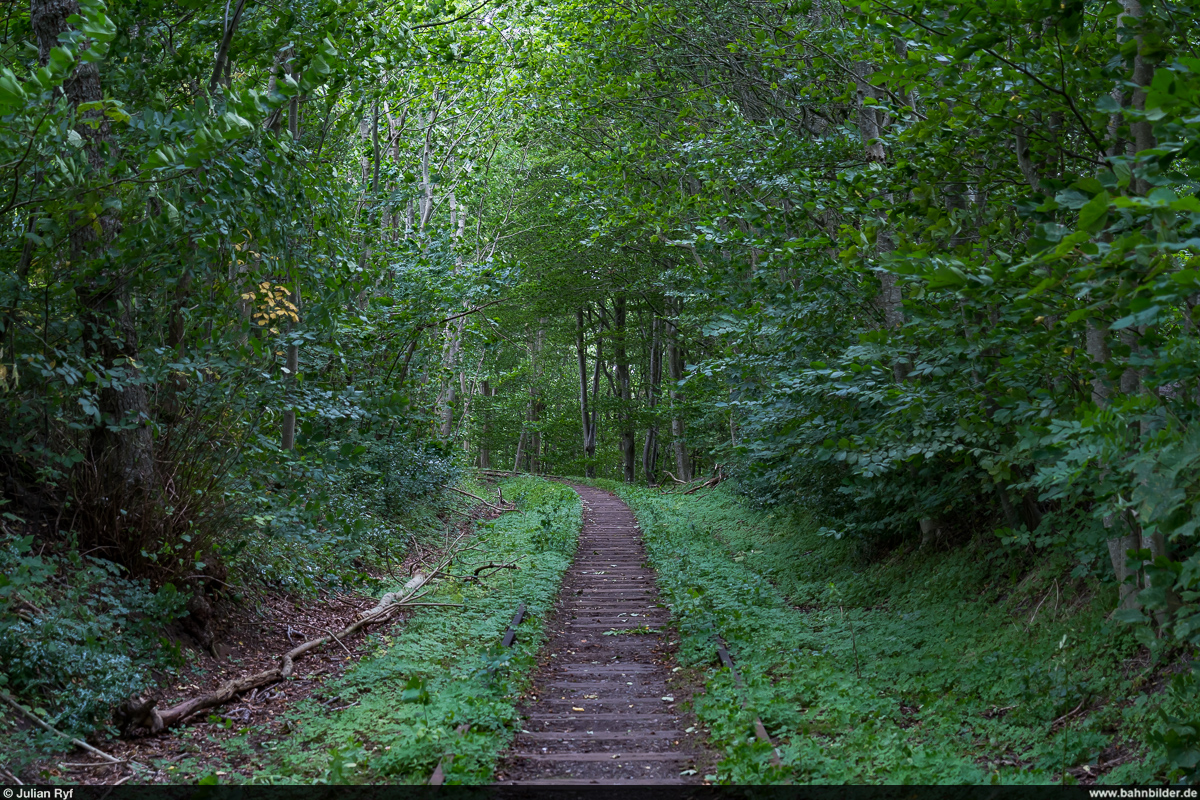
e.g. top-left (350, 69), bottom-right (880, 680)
top-left (490, 0), bottom-right (1200, 643)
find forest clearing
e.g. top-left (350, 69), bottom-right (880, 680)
top-left (3, 0), bottom-right (1200, 787)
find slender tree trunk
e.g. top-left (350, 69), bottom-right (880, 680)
top-left (513, 427), bottom-right (526, 475)
top-left (209, 0), bottom-right (247, 93)
top-left (642, 314), bottom-right (662, 485)
top-left (436, 193), bottom-right (467, 437)
top-left (281, 282), bottom-right (301, 452)
top-left (530, 324), bottom-right (545, 473)
top-left (666, 298), bottom-right (691, 481)
top-left (615, 293), bottom-right (635, 483)
top-left (576, 308), bottom-right (600, 477)
top-left (281, 79), bottom-right (301, 452)
top-left (479, 381), bottom-right (491, 469)
top-left (1123, 0), bottom-right (1156, 194)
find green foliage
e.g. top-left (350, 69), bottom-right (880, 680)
top-left (248, 478), bottom-right (580, 784)
top-left (232, 434), bottom-right (461, 593)
top-left (601, 482), bottom-right (1172, 784)
top-left (0, 534), bottom-right (187, 758)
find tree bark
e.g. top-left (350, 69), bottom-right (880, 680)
top-left (615, 293), bottom-right (635, 483)
top-left (209, 0), bottom-right (247, 94)
top-left (576, 307), bottom-right (600, 477)
top-left (512, 427), bottom-right (526, 475)
top-left (479, 381), bottom-right (491, 469)
top-left (1122, 0), bottom-right (1156, 193)
top-left (32, 0), bottom-right (156, 499)
top-left (642, 313), bottom-right (662, 485)
top-left (665, 298), bottom-right (691, 481)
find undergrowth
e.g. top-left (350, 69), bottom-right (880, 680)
top-left (596, 480), bottom-right (1185, 785)
top-left (0, 437), bottom-right (472, 776)
top-left (235, 477), bottom-right (581, 784)
top-left (0, 535), bottom-right (187, 766)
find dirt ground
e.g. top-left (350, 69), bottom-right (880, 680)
top-left (16, 501), bottom-right (507, 786)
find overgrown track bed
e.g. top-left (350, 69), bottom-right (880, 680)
top-left (496, 485), bottom-right (705, 785)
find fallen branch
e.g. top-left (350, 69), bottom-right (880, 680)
top-left (1051, 698), bottom-right (1088, 729)
top-left (681, 467), bottom-right (727, 495)
top-left (124, 526), bottom-right (482, 735)
top-left (442, 484), bottom-right (498, 508)
top-left (1, 690), bottom-right (129, 767)
top-left (472, 561), bottom-right (518, 576)
top-left (442, 484), bottom-right (517, 516)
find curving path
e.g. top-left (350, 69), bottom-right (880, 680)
top-left (496, 484), bottom-right (703, 785)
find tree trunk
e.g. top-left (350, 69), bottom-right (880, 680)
top-left (642, 314), bottom-right (662, 485)
top-left (1123, 0), bottom-right (1156, 193)
top-left (614, 293), bottom-right (635, 483)
top-left (513, 427), bottom-right (526, 475)
top-left (209, 0), bottom-right (247, 93)
top-left (281, 75), bottom-right (301, 452)
top-left (528, 324), bottom-right (544, 474)
top-left (577, 308), bottom-right (600, 477)
top-left (479, 381), bottom-right (491, 469)
top-left (666, 298), bottom-right (691, 481)
top-left (32, 0), bottom-right (156, 499)
top-left (281, 282), bottom-right (301, 452)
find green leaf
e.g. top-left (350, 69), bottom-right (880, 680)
top-left (48, 46), bottom-right (75, 75)
top-left (1111, 304), bottom-right (1162, 330)
top-left (1077, 190), bottom-right (1110, 233)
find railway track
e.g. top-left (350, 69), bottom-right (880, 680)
top-left (495, 485), bottom-right (705, 785)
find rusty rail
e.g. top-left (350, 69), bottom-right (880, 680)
top-left (715, 634), bottom-right (783, 766)
top-left (428, 602), bottom-right (527, 785)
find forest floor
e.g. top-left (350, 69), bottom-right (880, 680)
top-left (10, 475), bottom-right (1190, 785)
top-left (18, 496), bottom-right (519, 785)
top-left (594, 479), bottom-right (1187, 785)
top-left (12, 477), bottom-right (582, 785)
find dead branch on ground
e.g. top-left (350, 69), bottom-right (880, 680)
top-left (119, 524), bottom-right (481, 735)
top-left (1, 690), bottom-right (132, 768)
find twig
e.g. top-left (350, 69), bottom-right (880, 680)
top-left (1, 765), bottom-right (24, 784)
top-left (1029, 589), bottom-right (1053, 626)
top-left (441, 484), bottom-right (498, 508)
top-left (472, 561), bottom-right (518, 576)
top-left (1051, 698), bottom-right (1087, 728)
top-left (0, 690), bottom-right (126, 765)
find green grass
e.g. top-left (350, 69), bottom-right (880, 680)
top-left (594, 480), bottom-right (1167, 784)
top-left (246, 477), bottom-right (581, 784)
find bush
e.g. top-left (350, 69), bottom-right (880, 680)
top-left (0, 535), bottom-right (187, 742)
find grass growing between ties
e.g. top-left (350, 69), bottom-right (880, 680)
top-left (248, 477), bottom-right (580, 784)
top-left (596, 481), bottom-right (1182, 785)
